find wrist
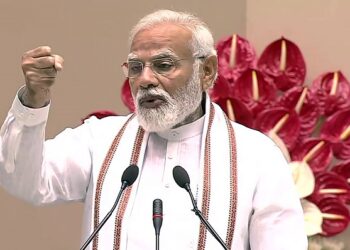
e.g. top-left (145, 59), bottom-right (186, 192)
top-left (19, 86), bottom-right (51, 108)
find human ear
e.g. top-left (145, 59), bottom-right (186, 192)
top-left (200, 55), bottom-right (218, 91)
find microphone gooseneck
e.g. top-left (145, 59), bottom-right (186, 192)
top-left (80, 164), bottom-right (139, 250)
top-left (153, 199), bottom-right (163, 250)
top-left (172, 165), bottom-right (228, 250)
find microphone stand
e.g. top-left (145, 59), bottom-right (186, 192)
top-left (185, 184), bottom-right (228, 250)
top-left (156, 234), bottom-right (160, 250)
top-left (80, 181), bottom-right (128, 250)
top-left (153, 199), bottom-right (163, 250)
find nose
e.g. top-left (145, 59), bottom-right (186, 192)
top-left (136, 65), bottom-right (159, 88)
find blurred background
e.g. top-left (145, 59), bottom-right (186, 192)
top-left (0, 0), bottom-right (349, 249)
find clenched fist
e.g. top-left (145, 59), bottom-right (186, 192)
top-left (20, 46), bottom-right (64, 108)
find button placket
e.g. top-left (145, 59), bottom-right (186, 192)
top-left (164, 140), bottom-right (179, 188)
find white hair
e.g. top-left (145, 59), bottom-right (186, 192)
top-left (129, 9), bottom-right (217, 58)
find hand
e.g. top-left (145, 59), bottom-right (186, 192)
top-left (20, 46), bottom-right (64, 108)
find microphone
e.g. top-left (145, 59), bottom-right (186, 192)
top-left (172, 166), bottom-right (228, 250)
top-left (80, 164), bottom-right (139, 250)
top-left (153, 199), bottom-right (163, 250)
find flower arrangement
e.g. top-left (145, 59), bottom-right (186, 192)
top-left (212, 34), bottom-right (350, 248)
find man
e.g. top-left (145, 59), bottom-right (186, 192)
top-left (0, 9), bottom-right (307, 250)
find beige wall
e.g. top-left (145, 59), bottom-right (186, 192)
top-left (246, 0), bottom-right (350, 83)
top-left (0, 1), bottom-right (246, 249)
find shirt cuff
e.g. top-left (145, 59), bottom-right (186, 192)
top-left (11, 87), bottom-right (51, 127)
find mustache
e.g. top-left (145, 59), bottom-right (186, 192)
top-left (136, 87), bottom-right (171, 100)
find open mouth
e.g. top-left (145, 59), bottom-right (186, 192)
top-left (138, 95), bottom-right (166, 108)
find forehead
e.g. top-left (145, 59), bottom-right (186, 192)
top-left (130, 23), bottom-right (193, 59)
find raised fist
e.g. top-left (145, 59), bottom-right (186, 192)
top-left (20, 46), bottom-right (64, 108)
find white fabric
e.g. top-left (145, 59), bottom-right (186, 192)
top-left (0, 92), bottom-right (308, 250)
top-left (126, 116), bottom-right (204, 250)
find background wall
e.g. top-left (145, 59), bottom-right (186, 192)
top-left (0, 1), bottom-right (246, 249)
top-left (246, 0), bottom-right (350, 83)
top-left (1, 0), bottom-right (349, 249)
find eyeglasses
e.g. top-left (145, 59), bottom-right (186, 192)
top-left (121, 56), bottom-right (205, 79)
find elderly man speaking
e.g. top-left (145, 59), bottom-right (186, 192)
top-left (0, 9), bottom-right (307, 250)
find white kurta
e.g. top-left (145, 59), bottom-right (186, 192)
top-left (0, 93), bottom-right (308, 250)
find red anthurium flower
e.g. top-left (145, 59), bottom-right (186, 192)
top-left (121, 78), bottom-right (135, 112)
top-left (313, 197), bottom-right (350, 237)
top-left (320, 108), bottom-right (350, 142)
top-left (215, 97), bottom-right (254, 128)
top-left (81, 110), bottom-right (117, 123)
top-left (216, 34), bottom-right (257, 84)
top-left (320, 108), bottom-right (350, 160)
top-left (209, 74), bottom-right (234, 102)
top-left (277, 86), bottom-right (319, 139)
top-left (231, 68), bottom-right (276, 117)
top-left (332, 161), bottom-right (350, 187)
top-left (255, 107), bottom-right (300, 150)
top-left (309, 171), bottom-right (350, 204)
top-left (291, 138), bottom-right (333, 173)
top-left (257, 37), bottom-right (306, 91)
top-left (310, 71), bottom-right (350, 116)
top-left (333, 142), bottom-right (350, 161)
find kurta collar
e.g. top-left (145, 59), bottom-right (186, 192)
top-left (156, 115), bottom-right (205, 141)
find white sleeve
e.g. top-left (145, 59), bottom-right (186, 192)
top-left (0, 92), bottom-right (92, 205)
top-left (249, 143), bottom-right (308, 250)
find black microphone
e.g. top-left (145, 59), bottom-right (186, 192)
top-left (172, 166), bottom-right (228, 250)
top-left (80, 164), bottom-right (139, 250)
top-left (153, 199), bottom-right (163, 250)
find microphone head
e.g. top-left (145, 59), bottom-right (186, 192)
top-left (153, 198), bottom-right (163, 235)
top-left (173, 165), bottom-right (190, 189)
top-left (121, 164), bottom-right (139, 186)
top-left (153, 199), bottom-right (163, 216)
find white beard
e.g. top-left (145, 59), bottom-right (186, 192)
top-left (134, 65), bottom-right (203, 132)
